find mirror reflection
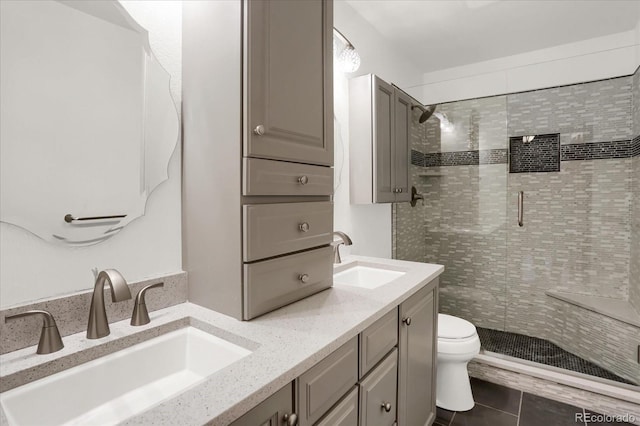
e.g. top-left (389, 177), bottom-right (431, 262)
top-left (0, 0), bottom-right (179, 245)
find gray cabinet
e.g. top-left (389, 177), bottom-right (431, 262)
top-left (397, 282), bottom-right (438, 426)
top-left (230, 382), bottom-right (295, 426)
top-left (349, 74), bottom-right (411, 204)
top-left (296, 337), bottom-right (358, 426)
top-left (243, 158), bottom-right (333, 197)
top-left (245, 0), bottom-right (333, 166)
top-left (359, 308), bottom-right (398, 378)
top-left (243, 247), bottom-right (333, 319)
top-left (316, 386), bottom-right (359, 426)
top-left (230, 277), bottom-right (439, 426)
top-left (359, 349), bottom-right (398, 426)
top-left (243, 202), bottom-right (333, 262)
top-left (183, 0), bottom-right (334, 320)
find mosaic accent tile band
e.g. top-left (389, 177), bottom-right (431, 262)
top-left (561, 139), bottom-right (635, 161)
top-left (411, 149), bottom-right (508, 167)
top-left (509, 134), bottom-right (560, 173)
top-left (412, 137), bottom-right (639, 168)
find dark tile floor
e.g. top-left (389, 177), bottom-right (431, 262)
top-left (477, 327), bottom-right (636, 385)
top-left (434, 378), bottom-right (636, 426)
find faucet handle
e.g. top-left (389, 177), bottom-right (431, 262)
top-left (130, 282), bottom-right (164, 326)
top-left (5, 310), bottom-right (64, 354)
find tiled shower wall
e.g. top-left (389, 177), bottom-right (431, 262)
top-left (631, 68), bottom-right (640, 314)
top-left (393, 72), bottom-right (640, 384)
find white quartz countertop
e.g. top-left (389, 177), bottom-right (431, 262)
top-left (0, 256), bottom-right (443, 426)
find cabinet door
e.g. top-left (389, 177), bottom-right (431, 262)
top-left (397, 282), bottom-right (438, 426)
top-left (230, 382), bottom-right (295, 426)
top-left (297, 338), bottom-right (358, 426)
top-left (393, 89), bottom-right (411, 202)
top-left (316, 386), bottom-right (359, 426)
top-left (245, 0), bottom-right (333, 166)
top-left (359, 349), bottom-right (398, 426)
top-left (373, 76), bottom-right (395, 203)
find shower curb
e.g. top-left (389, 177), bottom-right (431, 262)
top-left (469, 353), bottom-right (640, 425)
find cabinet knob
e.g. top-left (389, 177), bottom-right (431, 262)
top-left (253, 124), bottom-right (265, 135)
top-left (298, 222), bottom-right (310, 232)
top-left (398, 188), bottom-right (403, 193)
top-left (298, 274), bottom-right (310, 283)
top-left (297, 175), bottom-right (309, 185)
top-left (283, 413), bottom-right (298, 426)
top-left (402, 317), bottom-right (412, 326)
top-left (381, 402), bottom-right (392, 412)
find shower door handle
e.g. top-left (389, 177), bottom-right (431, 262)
top-left (518, 191), bottom-right (524, 227)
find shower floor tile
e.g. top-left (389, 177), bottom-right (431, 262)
top-left (477, 327), bottom-right (636, 385)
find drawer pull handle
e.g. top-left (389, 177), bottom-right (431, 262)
top-left (381, 402), bottom-right (392, 412)
top-left (297, 175), bottom-right (309, 185)
top-left (298, 222), bottom-right (310, 232)
top-left (283, 413), bottom-right (298, 426)
top-left (402, 317), bottom-right (412, 326)
top-left (253, 124), bottom-right (265, 135)
top-left (298, 274), bottom-right (310, 283)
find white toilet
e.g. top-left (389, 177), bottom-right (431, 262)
top-left (436, 313), bottom-right (481, 412)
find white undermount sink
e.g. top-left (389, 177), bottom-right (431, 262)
top-left (1, 326), bottom-right (252, 426)
top-left (334, 261), bottom-right (406, 289)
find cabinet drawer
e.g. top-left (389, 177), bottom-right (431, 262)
top-left (359, 348), bottom-right (398, 426)
top-left (297, 337), bottom-right (358, 426)
top-left (243, 158), bottom-right (333, 196)
top-left (243, 202), bottom-right (332, 262)
top-left (243, 246), bottom-right (333, 320)
top-left (315, 386), bottom-right (358, 426)
top-left (359, 308), bottom-right (398, 378)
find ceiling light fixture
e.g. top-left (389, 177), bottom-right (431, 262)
top-left (333, 28), bottom-right (361, 73)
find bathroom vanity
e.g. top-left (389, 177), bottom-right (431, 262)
top-left (0, 257), bottom-right (442, 426)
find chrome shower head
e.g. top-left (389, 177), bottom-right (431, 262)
top-left (412, 104), bottom-right (437, 123)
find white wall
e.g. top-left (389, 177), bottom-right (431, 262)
top-left (333, 1), bottom-right (422, 259)
top-left (0, 1), bottom-right (182, 308)
top-left (407, 30), bottom-right (640, 105)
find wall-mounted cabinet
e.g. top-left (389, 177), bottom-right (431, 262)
top-left (349, 74), bottom-right (411, 204)
top-left (183, 0), bottom-right (333, 320)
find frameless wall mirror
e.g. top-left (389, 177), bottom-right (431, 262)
top-left (0, 0), bottom-right (179, 245)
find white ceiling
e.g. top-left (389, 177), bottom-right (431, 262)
top-left (345, 0), bottom-right (640, 73)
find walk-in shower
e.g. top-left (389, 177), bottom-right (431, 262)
top-left (394, 70), bottom-right (640, 388)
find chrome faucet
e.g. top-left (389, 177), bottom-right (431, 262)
top-left (332, 231), bottom-right (352, 264)
top-left (87, 269), bottom-right (131, 339)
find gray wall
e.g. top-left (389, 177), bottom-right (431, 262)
top-left (393, 74), bottom-right (639, 384)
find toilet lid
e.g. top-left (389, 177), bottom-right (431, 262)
top-left (438, 314), bottom-right (476, 339)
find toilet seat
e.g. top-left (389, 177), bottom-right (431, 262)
top-left (438, 314), bottom-right (476, 339)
